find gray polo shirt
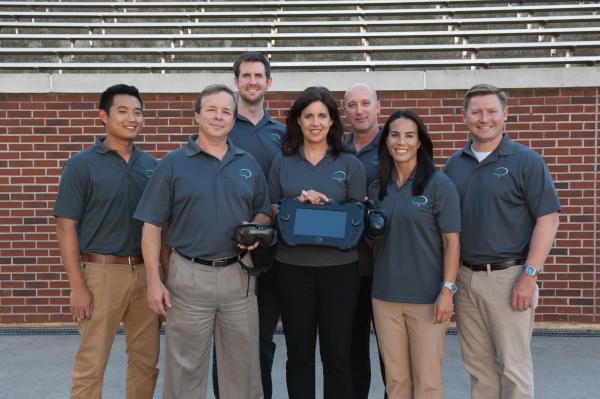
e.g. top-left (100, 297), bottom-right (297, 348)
top-left (344, 128), bottom-right (382, 188)
top-left (228, 111), bottom-right (285, 175)
top-left (369, 170), bottom-right (461, 304)
top-left (444, 133), bottom-right (561, 264)
top-left (345, 128), bottom-right (382, 275)
top-left (53, 137), bottom-right (157, 256)
top-left (269, 149), bottom-right (366, 267)
top-left (134, 135), bottom-right (271, 259)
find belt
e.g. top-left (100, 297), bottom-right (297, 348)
top-left (177, 251), bottom-right (247, 267)
top-left (81, 253), bottom-right (144, 265)
top-left (462, 258), bottom-right (525, 272)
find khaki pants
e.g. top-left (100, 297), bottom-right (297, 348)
top-left (163, 251), bottom-right (263, 399)
top-left (71, 262), bottom-right (160, 399)
top-left (455, 265), bottom-right (538, 399)
top-left (372, 298), bottom-right (448, 399)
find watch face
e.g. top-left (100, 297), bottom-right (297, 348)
top-left (524, 266), bottom-right (537, 276)
top-left (443, 282), bottom-right (457, 293)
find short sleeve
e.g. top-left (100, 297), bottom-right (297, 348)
top-left (522, 154), bottom-right (561, 218)
top-left (432, 173), bottom-right (462, 233)
top-left (252, 167), bottom-right (272, 217)
top-left (133, 158), bottom-right (173, 227)
top-left (346, 156), bottom-right (366, 202)
top-left (53, 158), bottom-right (88, 221)
top-left (268, 153), bottom-right (284, 204)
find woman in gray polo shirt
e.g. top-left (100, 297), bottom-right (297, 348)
top-left (269, 86), bottom-right (366, 399)
top-left (368, 109), bottom-right (461, 399)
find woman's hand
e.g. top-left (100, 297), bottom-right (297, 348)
top-left (433, 289), bottom-right (454, 324)
top-left (298, 189), bottom-right (330, 204)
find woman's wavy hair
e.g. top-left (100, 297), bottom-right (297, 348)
top-left (281, 86), bottom-right (349, 156)
top-left (377, 109), bottom-right (435, 200)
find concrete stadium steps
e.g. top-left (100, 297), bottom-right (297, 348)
top-left (0, 0), bottom-right (599, 71)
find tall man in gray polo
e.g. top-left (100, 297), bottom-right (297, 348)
top-left (134, 84), bottom-right (271, 399)
top-left (343, 82), bottom-right (386, 399)
top-left (214, 51), bottom-right (284, 399)
top-left (445, 84), bottom-right (560, 399)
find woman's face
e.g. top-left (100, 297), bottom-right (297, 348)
top-left (298, 100), bottom-right (333, 146)
top-left (386, 117), bottom-right (421, 166)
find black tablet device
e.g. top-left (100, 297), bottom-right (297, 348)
top-left (276, 199), bottom-right (365, 251)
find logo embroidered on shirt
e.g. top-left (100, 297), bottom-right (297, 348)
top-left (270, 133), bottom-right (282, 142)
top-left (240, 169), bottom-right (253, 179)
top-left (331, 171), bottom-right (347, 183)
top-left (143, 169), bottom-right (155, 177)
top-left (370, 155), bottom-right (380, 166)
top-left (411, 195), bottom-right (428, 207)
top-left (493, 167), bottom-right (509, 178)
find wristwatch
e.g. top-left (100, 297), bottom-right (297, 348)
top-left (442, 281), bottom-right (458, 294)
top-left (522, 265), bottom-right (540, 277)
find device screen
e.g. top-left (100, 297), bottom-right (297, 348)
top-left (293, 208), bottom-right (347, 238)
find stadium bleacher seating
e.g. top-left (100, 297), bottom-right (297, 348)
top-left (0, 0), bottom-right (599, 72)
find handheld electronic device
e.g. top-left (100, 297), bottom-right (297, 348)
top-left (234, 224), bottom-right (277, 247)
top-left (276, 199), bottom-right (365, 251)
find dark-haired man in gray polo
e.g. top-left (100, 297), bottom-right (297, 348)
top-left (343, 82), bottom-right (387, 399)
top-left (134, 84), bottom-right (271, 399)
top-left (54, 84), bottom-right (160, 399)
top-left (445, 84), bottom-right (560, 399)
top-left (214, 51), bottom-right (284, 399)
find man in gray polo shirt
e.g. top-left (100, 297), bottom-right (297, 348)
top-left (210, 51), bottom-right (284, 399)
top-left (445, 84), bottom-right (560, 399)
top-left (54, 84), bottom-right (160, 399)
top-left (343, 82), bottom-right (386, 399)
top-left (135, 84), bottom-right (271, 399)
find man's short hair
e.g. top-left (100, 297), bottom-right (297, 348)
top-left (343, 82), bottom-right (378, 106)
top-left (464, 83), bottom-right (507, 110)
top-left (233, 51), bottom-right (271, 79)
top-left (194, 84), bottom-right (238, 114)
top-left (98, 84), bottom-right (143, 114)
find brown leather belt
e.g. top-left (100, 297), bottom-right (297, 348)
top-left (462, 258), bottom-right (525, 272)
top-left (81, 253), bottom-right (144, 265)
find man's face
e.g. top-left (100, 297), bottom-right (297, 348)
top-left (99, 94), bottom-right (143, 142)
top-left (344, 85), bottom-right (380, 135)
top-left (463, 94), bottom-right (508, 146)
top-left (234, 61), bottom-right (272, 105)
top-left (194, 91), bottom-right (236, 140)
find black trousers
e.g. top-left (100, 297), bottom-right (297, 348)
top-left (277, 261), bottom-right (361, 399)
top-left (213, 248), bottom-right (280, 399)
top-left (351, 274), bottom-right (388, 399)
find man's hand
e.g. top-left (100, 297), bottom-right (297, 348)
top-left (433, 289), bottom-right (454, 324)
top-left (146, 278), bottom-right (171, 317)
top-left (237, 220), bottom-right (260, 251)
top-left (70, 283), bottom-right (93, 321)
top-left (511, 273), bottom-right (537, 312)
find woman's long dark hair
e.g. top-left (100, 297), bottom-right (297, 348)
top-left (377, 109), bottom-right (435, 200)
top-left (281, 86), bottom-right (349, 156)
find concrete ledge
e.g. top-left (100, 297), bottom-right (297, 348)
top-left (1, 67), bottom-right (600, 93)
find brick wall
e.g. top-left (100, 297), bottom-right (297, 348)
top-left (0, 88), bottom-right (598, 324)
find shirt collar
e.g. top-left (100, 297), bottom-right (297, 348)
top-left (184, 134), bottom-right (245, 157)
top-left (235, 109), bottom-right (276, 129)
top-left (345, 126), bottom-right (382, 154)
top-left (93, 137), bottom-right (138, 158)
top-left (460, 133), bottom-right (516, 158)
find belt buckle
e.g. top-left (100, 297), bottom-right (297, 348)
top-left (127, 256), bottom-right (134, 266)
top-left (212, 258), bottom-right (228, 267)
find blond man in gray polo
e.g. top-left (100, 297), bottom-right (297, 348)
top-left (445, 84), bottom-right (560, 398)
